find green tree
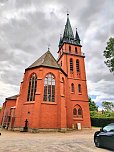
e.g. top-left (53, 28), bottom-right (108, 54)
top-left (103, 37), bottom-right (114, 73)
top-left (89, 97), bottom-right (98, 118)
top-left (102, 101), bottom-right (114, 112)
top-left (89, 97), bottom-right (98, 111)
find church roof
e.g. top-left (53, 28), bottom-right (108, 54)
top-left (26, 51), bottom-right (67, 76)
top-left (75, 28), bottom-right (80, 43)
top-left (6, 94), bottom-right (19, 100)
top-left (63, 13), bottom-right (74, 40)
top-left (27, 50), bottom-right (61, 69)
top-left (26, 50), bottom-right (67, 76)
top-left (59, 14), bottom-right (82, 49)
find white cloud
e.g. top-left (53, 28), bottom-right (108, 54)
top-left (0, 0), bottom-right (114, 107)
top-left (0, 81), bottom-right (19, 106)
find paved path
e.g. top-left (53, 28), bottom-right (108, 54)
top-left (0, 128), bottom-right (112, 152)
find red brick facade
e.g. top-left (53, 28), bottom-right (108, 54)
top-left (0, 96), bottom-right (17, 129)
top-left (0, 14), bottom-right (91, 131)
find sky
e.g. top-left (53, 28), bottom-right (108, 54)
top-left (0, 0), bottom-right (114, 109)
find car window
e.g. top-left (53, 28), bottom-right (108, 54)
top-left (103, 125), bottom-right (114, 132)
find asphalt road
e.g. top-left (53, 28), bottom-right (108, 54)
top-left (0, 128), bottom-right (112, 152)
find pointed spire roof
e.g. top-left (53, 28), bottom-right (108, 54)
top-left (59, 34), bottom-right (63, 47)
top-left (63, 13), bottom-right (74, 40)
top-left (58, 14), bottom-right (82, 49)
top-left (26, 51), bottom-right (60, 69)
top-left (75, 28), bottom-right (80, 44)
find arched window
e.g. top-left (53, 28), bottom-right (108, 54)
top-left (62, 77), bottom-right (65, 95)
top-left (27, 73), bottom-right (37, 101)
top-left (78, 84), bottom-right (81, 93)
top-left (76, 59), bottom-right (80, 72)
top-left (70, 58), bottom-right (73, 72)
top-left (78, 107), bottom-right (82, 116)
top-left (69, 46), bottom-right (71, 53)
top-left (73, 108), bottom-right (77, 115)
top-left (43, 73), bottom-right (55, 102)
top-left (75, 47), bottom-right (77, 54)
top-left (71, 83), bottom-right (74, 92)
top-left (73, 105), bottom-right (83, 118)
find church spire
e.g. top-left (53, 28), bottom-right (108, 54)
top-left (75, 28), bottom-right (80, 44)
top-left (59, 34), bottom-right (63, 47)
top-left (63, 13), bottom-right (74, 41)
top-left (58, 14), bottom-right (82, 48)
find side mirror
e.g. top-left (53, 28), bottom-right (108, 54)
top-left (100, 128), bottom-right (103, 132)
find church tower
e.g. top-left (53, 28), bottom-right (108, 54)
top-left (58, 14), bottom-right (91, 128)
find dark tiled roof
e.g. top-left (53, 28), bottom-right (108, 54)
top-left (6, 94), bottom-right (19, 100)
top-left (75, 28), bottom-right (80, 44)
top-left (27, 50), bottom-right (61, 70)
top-left (59, 14), bottom-right (82, 49)
top-left (63, 13), bottom-right (74, 40)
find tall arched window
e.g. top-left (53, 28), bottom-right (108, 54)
top-left (27, 73), bottom-right (37, 101)
top-left (78, 84), bottom-right (81, 93)
top-left (43, 73), bottom-right (55, 102)
top-left (73, 105), bottom-right (83, 118)
top-left (62, 77), bottom-right (65, 95)
top-left (71, 83), bottom-right (74, 92)
top-left (75, 47), bottom-right (77, 54)
top-left (78, 107), bottom-right (82, 116)
top-left (70, 58), bottom-right (73, 72)
top-left (76, 59), bottom-right (80, 72)
top-left (73, 108), bottom-right (77, 115)
top-left (69, 45), bottom-right (71, 53)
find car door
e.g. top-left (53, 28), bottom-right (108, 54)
top-left (101, 132), bottom-right (114, 150)
top-left (108, 132), bottom-right (114, 150)
top-left (99, 132), bottom-right (109, 147)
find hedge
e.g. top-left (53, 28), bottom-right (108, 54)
top-left (91, 118), bottom-right (114, 127)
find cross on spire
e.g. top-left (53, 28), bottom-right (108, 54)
top-left (48, 44), bottom-right (50, 51)
top-left (67, 10), bottom-right (69, 17)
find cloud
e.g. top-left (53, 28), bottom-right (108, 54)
top-left (0, 0), bottom-right (114, 107)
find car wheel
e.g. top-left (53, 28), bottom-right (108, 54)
top-left (94, 137), bottom-right (101, 148)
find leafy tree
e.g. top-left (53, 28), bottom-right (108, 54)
top-left (89, 97), bottom-right (98, 111)
top-left (102, 101), bottom-right (114, 112)
top-left (103, 37), bottom-right (114, 73)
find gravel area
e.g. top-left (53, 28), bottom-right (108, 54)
top-left (0, 128), bottom-right (112, 152)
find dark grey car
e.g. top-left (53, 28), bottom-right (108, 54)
top-left (94, 123), bottom-right (114, 150)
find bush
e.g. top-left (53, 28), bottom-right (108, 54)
top-left (90, 111), bottom-right (97, 117)
top-left (91, 118), bottom-right (114, 127)
top-left (90, 111), bottom-right (114, 118)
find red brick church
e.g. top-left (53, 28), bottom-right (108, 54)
top-left (0, 14), bottom-right (91, 132)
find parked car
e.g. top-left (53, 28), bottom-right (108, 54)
top-left (94, 123), bottom-right (114, 150)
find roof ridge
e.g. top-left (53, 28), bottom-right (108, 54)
top-left (6, 94), bottom-right (19, 100)
top-left (27, 50), bottom-right (61, 70)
